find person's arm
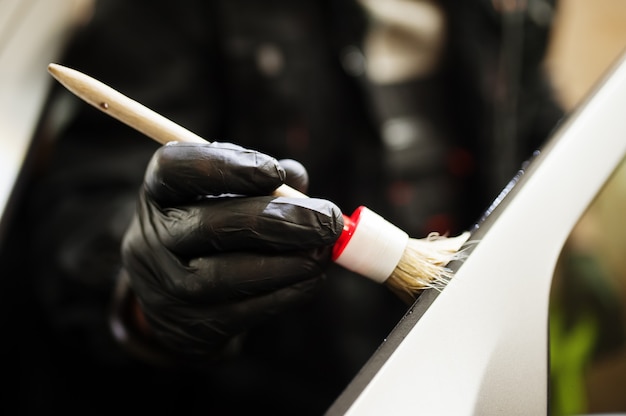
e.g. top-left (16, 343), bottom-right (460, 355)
top-left (31, 0), bottom-right (344, 366)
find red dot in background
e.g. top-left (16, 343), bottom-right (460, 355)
top-left (448, 147), bottom-right (475, 177)
top-left (425, 213), bottom-right (455, 235)
top-left (285, 123), bottom-right (310, 153)
top-left (387, 181), bottom-right (414, 207)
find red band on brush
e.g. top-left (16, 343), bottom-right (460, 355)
top-left (332, 205), bottom-right (366, 261)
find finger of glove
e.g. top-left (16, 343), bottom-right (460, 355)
top-left (278, 159), bottom-right (309, 194)
top-left (142, 277), bottom-right (323, 356)
top-left (156, 196), bottom-right (344, 257)
top-left (145, 142), bottom-right (286, 206)
top-left (137, 249), bottom-right (330, 303)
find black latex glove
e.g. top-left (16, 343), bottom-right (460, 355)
top-left (119, 142), bottom-right (344, 362)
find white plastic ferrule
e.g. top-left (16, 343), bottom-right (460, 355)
top-left (332, 206), bottom-right (409, 283)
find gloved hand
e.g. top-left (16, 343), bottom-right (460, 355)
top-left (116, 142), bottom-right (344, 363)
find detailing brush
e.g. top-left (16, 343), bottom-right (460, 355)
top-left (47, 63), bottom-right (470, 301)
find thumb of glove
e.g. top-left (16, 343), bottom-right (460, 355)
top-left (278, 159), bottom-right (309, 194)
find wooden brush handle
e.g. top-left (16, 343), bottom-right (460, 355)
top-left (47, 63), bottom-right (307, 199)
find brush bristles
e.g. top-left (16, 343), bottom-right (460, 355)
top-left (385, 231), bottom-right (471, 301)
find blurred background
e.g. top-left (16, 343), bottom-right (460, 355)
top-left (2, 0), bottom-right (626, 415)
top-left (546, 1), bottom-right (626, 415)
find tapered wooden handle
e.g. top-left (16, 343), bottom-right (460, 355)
top-left (47, 63), bottom-right (308, 199)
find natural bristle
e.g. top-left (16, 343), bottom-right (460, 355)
top-left (385, 231), bottom-right (471, 302)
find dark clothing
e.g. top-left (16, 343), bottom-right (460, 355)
top-left (1, 0), bottom-right (562, 414)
